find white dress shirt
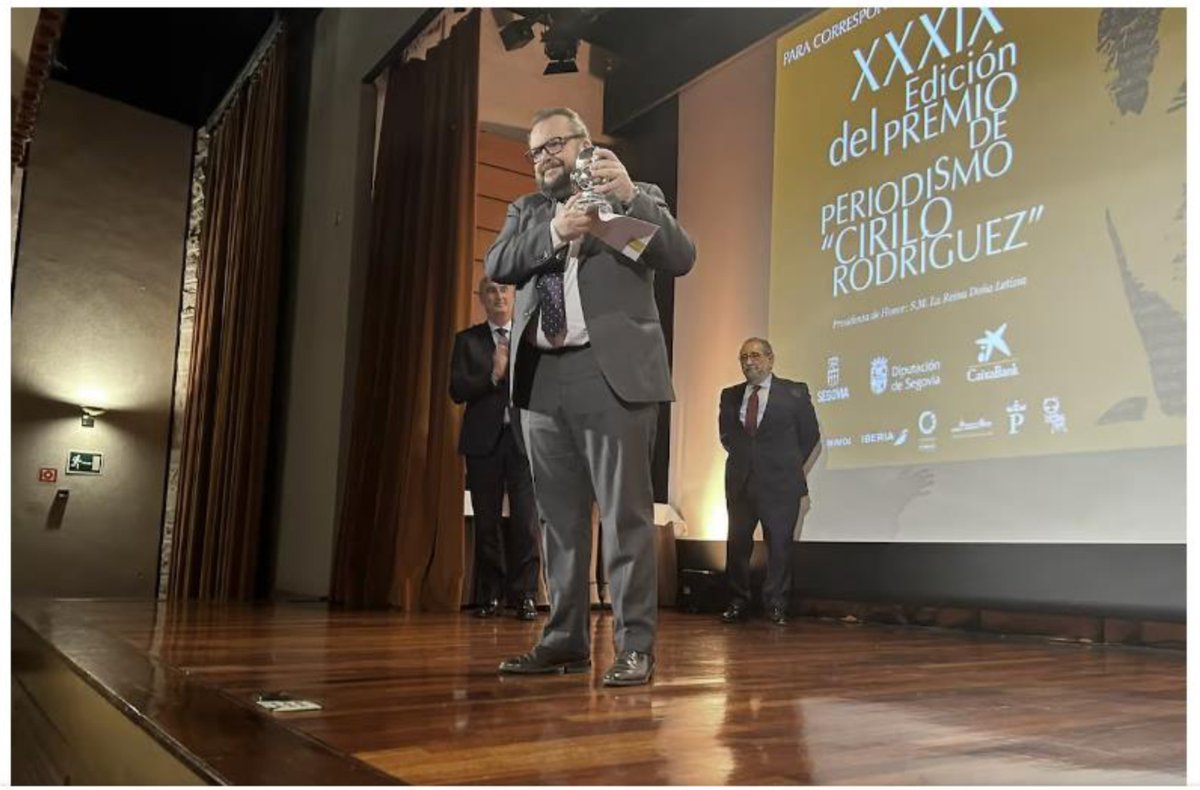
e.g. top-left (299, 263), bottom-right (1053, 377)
top-left (487, 319), bottom-right (513, 343)
top-left (536, 205), bottom-right (591, 349)
top-left (488, 319), bottom-right (513, 421)
top-left (739, 373), bottom-right (773, 429)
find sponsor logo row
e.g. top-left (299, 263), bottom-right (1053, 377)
top-left (816, 323), bottom-right (1019, 404)
top-left (824, 395), bottom-right (1070, 452)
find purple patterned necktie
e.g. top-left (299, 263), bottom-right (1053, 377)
top-left (536, 263), bottom-right (567, 347)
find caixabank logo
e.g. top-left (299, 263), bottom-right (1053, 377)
top-left (966, 322), bottom-right (1019, 383)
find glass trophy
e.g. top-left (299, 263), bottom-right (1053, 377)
top-left (570, 146), bottom-right (615, 214)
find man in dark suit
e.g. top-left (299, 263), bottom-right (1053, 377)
top-left (450, 277), bottom-right (540, 620)
top-left (485, 107), bottom-right (696, 686)
top-left (719, 338), bottom-right (820, 626)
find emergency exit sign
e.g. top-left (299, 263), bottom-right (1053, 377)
top-left (67, 451), bottom-right (103, 475)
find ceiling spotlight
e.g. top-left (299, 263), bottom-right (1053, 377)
top-left (543, 59), bottom-right (579, 75)
top-left (542, 35), bottom-right (579, 75)
top-left (499, 17), bottom-right (535, 51)
top-left (497, 8), bottom-right (601, 76)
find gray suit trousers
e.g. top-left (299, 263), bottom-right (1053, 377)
top-left (520, 345), bottom-right (658, 655)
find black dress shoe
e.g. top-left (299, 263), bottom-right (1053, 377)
top-left (516, 597), bottom-right (538, 620)
top-left (474, 599), bottom-right (500, 618)
top-left (720, 603), bottom-right (748, 623)
top-left (766, 605), bottom-right (788, 625)
top-left (498, 646), bottom-right (590, 675)
top-left (602, 650), bottom-right (654, 686)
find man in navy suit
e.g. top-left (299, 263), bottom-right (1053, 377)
top-left (450, 277), bottom-right (540, 620)
top-left (718, 338), bottom-right (820, 625)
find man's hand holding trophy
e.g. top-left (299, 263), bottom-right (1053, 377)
top-left (560, 144), bottom-right (659, 261)
top-left (571, 145), bottom-right (638, 214)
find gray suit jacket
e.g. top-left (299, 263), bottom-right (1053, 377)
top-left (484, 182), bottom-right (696, 405)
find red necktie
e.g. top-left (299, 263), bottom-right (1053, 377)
top-left (744, 385), bottom-right (760, 436)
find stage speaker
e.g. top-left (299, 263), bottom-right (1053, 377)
top-left (678, 569), bottom-right (726, 613)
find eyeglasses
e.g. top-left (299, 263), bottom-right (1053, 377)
top-left (739, 352), bottom-right (769, 362)
top-left (524, 134), bottom-right (585, 164)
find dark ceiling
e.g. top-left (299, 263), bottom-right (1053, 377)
top-left (512, 7), bottom-right (816, 132)
top-left (51, 8), bottom-right (277, 128)
top-left (49, 7), bottom-right (812, 132)
top-left (502, 8), bottom-right (733, 62)
top-left (574, 8), bottom-right (690, 58)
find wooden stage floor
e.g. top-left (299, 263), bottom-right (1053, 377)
top-left (13, 598), bottom-right (1185, 785)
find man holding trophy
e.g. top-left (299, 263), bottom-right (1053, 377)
top-left (485, 107), bottom-right (696, 686)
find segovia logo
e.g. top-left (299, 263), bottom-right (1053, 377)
top-left (818, 354), bottom-right (851, 403)
top-left (826, 355), bottom-right (841, 387)
top-left (870, 356), bottom-right (889, 395)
